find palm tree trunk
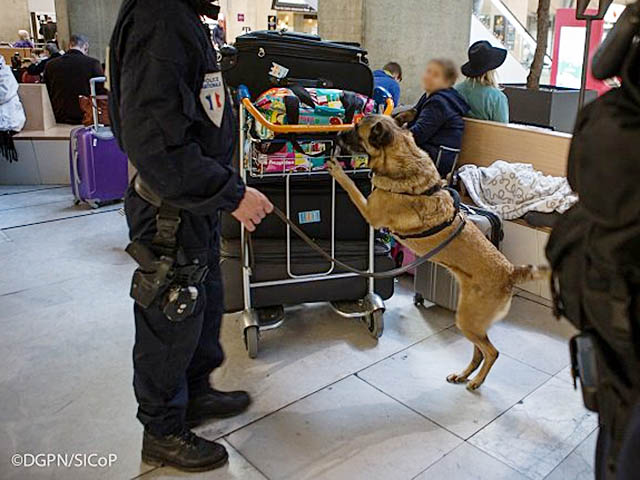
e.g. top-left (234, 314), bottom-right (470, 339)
top-left (527, 0), bottom-right (551, 90)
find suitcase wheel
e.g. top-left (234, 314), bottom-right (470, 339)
top-left (363, 310), bottom-right (384, 339)
top-left (414, 293), bottom-right (424, 307)
top-left (244, 325), bottom-right (259, 359)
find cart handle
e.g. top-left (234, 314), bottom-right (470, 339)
top-left (237, 85), bottom-right (394, 134)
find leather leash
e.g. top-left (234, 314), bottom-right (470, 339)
top-left (268, 205), bottom-right (466, 280)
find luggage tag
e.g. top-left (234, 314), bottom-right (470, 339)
top-left (269, 62), bottom-right (290, 80)
top-left (200, 71), bottom-right (226, 127)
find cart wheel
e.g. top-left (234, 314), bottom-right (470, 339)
top-left (364, 310), bottom-right (384, 339)
top-left (244, 326), bottom-right (259, 359)
top-left (414, 293), bottom-right (424, 307)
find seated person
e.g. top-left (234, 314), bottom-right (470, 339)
top-left (27, 43), bottom-right (61, 78)
top-left (373, 62), bottom-right (402, 106)
top-left (455, 41), bottom-right (509, 123)
top-left (406, 58), bottom-right (469, 177)
top-left (13, 30), bottom-right (34, 48)
top-left (44, 34), bottom-right (105, 124)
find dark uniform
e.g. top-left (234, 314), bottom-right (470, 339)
top-left (109, 0), bottom-right (246, 447)
top-left (546, 4), bottom-right (640, 479)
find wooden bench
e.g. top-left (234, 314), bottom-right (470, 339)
top-left (0, 84), bottom-right (79, 185)
top-left (458, 119), bottom-right (572, 300)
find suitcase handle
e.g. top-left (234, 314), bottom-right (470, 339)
top-left (238, 85), bottom-right (394, 134)
top-left (90, 76), bottom-right (106, 131)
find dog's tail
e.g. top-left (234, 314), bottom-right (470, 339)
top-left (511, 265), bottom-right (551, 285)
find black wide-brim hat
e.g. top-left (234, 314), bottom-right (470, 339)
top-left (461, 41), bottom-right (508, 77)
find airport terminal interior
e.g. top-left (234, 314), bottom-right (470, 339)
top-left (1, 0), bottom-right (639, 479)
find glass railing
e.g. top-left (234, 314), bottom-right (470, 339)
top-left (473, 0), bottom-right (551, 70)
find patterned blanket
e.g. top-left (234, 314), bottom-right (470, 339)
top-left (457, 160), bottom-right (578, 220)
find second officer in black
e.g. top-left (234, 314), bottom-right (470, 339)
top-left (109, 0), bottom-right (273, 472)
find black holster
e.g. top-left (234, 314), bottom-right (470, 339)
top-left (126, 176), bottom-right (209, 320)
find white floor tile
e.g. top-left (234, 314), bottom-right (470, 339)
top-left (228, 376), bottom-right (461, 480)
top-left (415, 442), bottom-right (529, 480)
top-left (138, 439), bottom-right (268, 480)
top-left (489, 297), bottom-right (576, 375)
top-left (0, 187), bottom-right (71, 211)
top-left (469, 377), bottom-right (598, 480)
top-left (359, 329), bottom-right (550, 438)
top-left (545, 429), bottom-right (598, 480)
top-left (200, 295), bottom-right (454, 439)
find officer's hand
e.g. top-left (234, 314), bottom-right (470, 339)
top-left (232, 187), bottom-right (274, 232)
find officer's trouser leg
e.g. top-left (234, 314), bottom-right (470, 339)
top-left (133, 297), bottom-right (206, 435)
top-left (186, 262), bottom-right (225, 397)
top-left (126, 189), bottom-right (225, 435)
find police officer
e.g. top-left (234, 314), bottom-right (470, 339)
top-left (546, 3), bottom-right (640, 479)
top-left (109, 0), bottom-right (273, 472)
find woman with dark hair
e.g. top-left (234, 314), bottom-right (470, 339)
top-left (455, 40), bottom-right (509, 123)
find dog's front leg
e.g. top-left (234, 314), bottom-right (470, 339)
top-left (327, 159), bottom-right (370, 222)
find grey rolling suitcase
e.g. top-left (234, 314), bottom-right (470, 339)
top-left (413, 204), bottom-right (503, 311)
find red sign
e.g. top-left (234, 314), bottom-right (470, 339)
top-left (237, 13), bottom-right (245, 22)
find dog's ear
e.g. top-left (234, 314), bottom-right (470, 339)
top-left (368, 120), bottom-right (393, 149)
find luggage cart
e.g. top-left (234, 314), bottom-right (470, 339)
top-left (236, 85), bottom-right (394, 358)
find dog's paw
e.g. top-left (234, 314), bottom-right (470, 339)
top-left (326, 158), bottom-right (345, 177)
top-left (466, 378), bottom-right (484, 391)
top-left (446, 373), bottom-right (468, 384)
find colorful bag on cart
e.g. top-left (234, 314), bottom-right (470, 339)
top-left (253, 87), bottom-right (374, 139)
top-left (248, 137), bottom-right (369, 174)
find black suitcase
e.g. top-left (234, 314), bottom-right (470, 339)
top-left (221, 174), bottom-right (371, 241)
top-left (224, 30), bottom-right (374, 99)
top-left (414, 205), bottom-right (504, 311)
top-left (221, 238), bottom-right (395, 313)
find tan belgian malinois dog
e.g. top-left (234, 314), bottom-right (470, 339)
top-left (327, 115), bottom-right (548, 390)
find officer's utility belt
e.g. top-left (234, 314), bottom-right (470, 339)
top-left (125, 176), bottom-right (209, 322)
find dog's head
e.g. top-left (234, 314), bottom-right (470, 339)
top-left (337, 114), bottom-right (399, 157)
top-left (338, 115), bottom-right (420, 176)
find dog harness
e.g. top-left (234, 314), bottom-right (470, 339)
top-left (392, 185), bottom-right (463, 240)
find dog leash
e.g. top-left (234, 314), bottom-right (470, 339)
top-left (266, 205), bottom-right (466, 280)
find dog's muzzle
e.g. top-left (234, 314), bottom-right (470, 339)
top-left (337, 128), bottom-right (365, 154)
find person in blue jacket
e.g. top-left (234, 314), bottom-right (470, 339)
top-left (407, 58), bottom-right (469, 178)
top-left (373, 62), bottom-right (402, 106)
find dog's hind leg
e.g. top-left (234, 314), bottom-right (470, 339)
top-left (451, 297), bottom-right (507, 390)
top-left (446, 345), bottom-right (483, 384)
top-left (465, 334), bottom-right (499, 391)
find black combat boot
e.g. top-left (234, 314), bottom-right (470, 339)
top-left (141, 429), bottom-right (228, 472)
top-left (186, 389), bottom-right (252, 428)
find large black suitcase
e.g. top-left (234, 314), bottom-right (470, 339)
top-left (224, 30), bottom-right (374, 99)
top-left (221, 238), bottom-right (395, 313)
top-left (221, 174), bottom-right (371, 241)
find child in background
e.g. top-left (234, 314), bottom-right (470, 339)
top-left (407, 58), bottom-right (469, 178)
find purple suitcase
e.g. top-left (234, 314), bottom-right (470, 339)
top-left (69, 77), bottom-right (128, 208)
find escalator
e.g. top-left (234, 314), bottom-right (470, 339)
top-left (471, 0), bottom-right (552, 83)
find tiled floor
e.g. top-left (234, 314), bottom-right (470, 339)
top-left (0, 186), bottom-right (597, 480)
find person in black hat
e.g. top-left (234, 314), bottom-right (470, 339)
top-left (455, 40), bottom-right (509, 123)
